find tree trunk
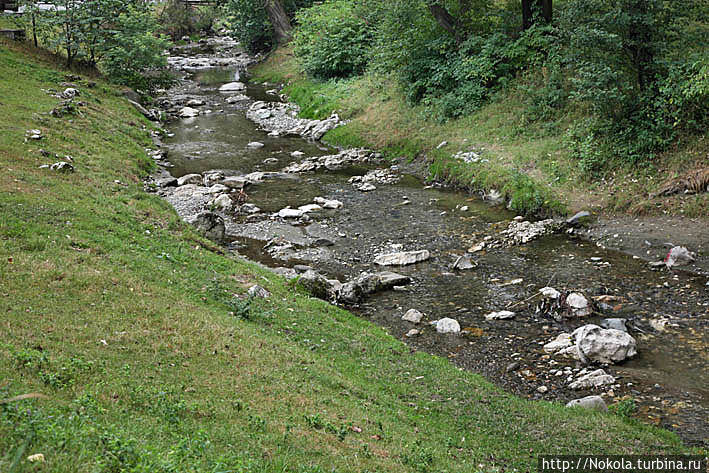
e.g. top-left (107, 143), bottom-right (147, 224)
top-left (263, 0), bottom-right (292, 44)
top-left (427, 4), bottom-right (459, 38)
top-left (522, 0), bottom-right (552, 30)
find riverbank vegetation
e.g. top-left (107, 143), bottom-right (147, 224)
top-left (237, 0), bottom-right (709, 217)
top-left (0, 38), bottom-right (698, 471)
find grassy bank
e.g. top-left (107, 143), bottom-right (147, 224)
top-left (251, 47), bottom-right (709, 218)
top-left (0, 39), bottom-right (698, 472)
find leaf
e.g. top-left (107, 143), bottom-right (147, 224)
top-left (0, 393), bottom-right (49, 403)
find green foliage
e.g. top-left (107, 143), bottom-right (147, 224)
top-left (389, 17), bottom-right (556, 120)
top-left (293, 0), bottom-right (374, 80)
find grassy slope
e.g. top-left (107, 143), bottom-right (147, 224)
top-left (0, 39), bottom-right (695, 472)
top-left (252, 47), bottom-right (709, 219)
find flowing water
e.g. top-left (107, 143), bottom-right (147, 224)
top-left (159, 50), bottom-right (709, 446)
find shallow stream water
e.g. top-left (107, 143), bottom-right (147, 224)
top-left (159, 49), bottom-right (708, 446)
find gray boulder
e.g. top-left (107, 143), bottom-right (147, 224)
top-left (566, 395), bottom-right (608, 412)
top-left (221, 176), bottom-right (248, 190)
top-left (299, 270), bottom-right (337, 300)
top-left (179, 107), bottom-right (200, 118)
top-left (247, 285), bottom-right (271, 299)
top-left (374, 250), bottom-right (430, 266)
top-left (337, 271), bottom-right (410, 303)
top-left (569, 369), bottom-right (615, 390)
top-left (177, 173), bottom-right (203, 186)
top-left (190, 211), bottom-right (225, 241)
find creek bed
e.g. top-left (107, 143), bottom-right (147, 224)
top-left (155, 42), bottom-right (709, 447)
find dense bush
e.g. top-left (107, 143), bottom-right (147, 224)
top-left (293, 0), bottom-right (374, 80)
top-left (399, 24), bottom-right (555, 120)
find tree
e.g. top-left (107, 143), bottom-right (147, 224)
top-left (263, 0), bottom-right (292, 44)
top-left (522, 0), bottom-right (552, 30)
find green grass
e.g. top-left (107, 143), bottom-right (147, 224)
top-left (0, 38), bottom-right (700, 472)
top-left (252, 47), bottom-right (709, 218)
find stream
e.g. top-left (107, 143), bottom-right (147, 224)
top-left (150, 38), bottom-right (708, 447)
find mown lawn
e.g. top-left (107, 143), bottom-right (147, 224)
top-left (0, 39), bottom-right (693, 473)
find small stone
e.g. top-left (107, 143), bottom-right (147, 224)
top-left (291, 151), bottom-right (305, 158)
top-left (540, 286), bottom-right (561, 299)
top-left (485, 310), bottom-right (515, 320)
top-left (566, 292), bottom-right (592, 317)
top-left (537, 386), bottom-right (548, 393)
top-left (50, 162), bottom-right (74, 173)
top-left (506, 362), bottom-right (520, 372)
top-left (247, 285), bottom-right (270, 298)
top-left (247, 142), bottom-right (265, 149)
top-left (27, 453), bottom-right (45, 463)
top-left (358, 183), bottom-right (376, 192)
top-left (406, 329), bottom-right (420, 337)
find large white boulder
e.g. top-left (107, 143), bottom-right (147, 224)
top-left (572, 324), bottom-right (637, 364)
top-left (435, 318), bottom-right (460, 334)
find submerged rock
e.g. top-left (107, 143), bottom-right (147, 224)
top-left (601, 318), bottom-right (628, 333)
top-left (219, 81), bottom-right (246, 92)
top-left (374, 250), bottom-right (430, 266)
top-left (572, 324), bottom-right (637, 364)
top-left (452, 254), bottom-right (476, 270)
top-left (543, 333), bottom-right (573, 353)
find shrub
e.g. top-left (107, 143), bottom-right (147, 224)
top-left (100, 6), bottom-right (172, 93)
top-left (293, 0), bottom-right (374, 80)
